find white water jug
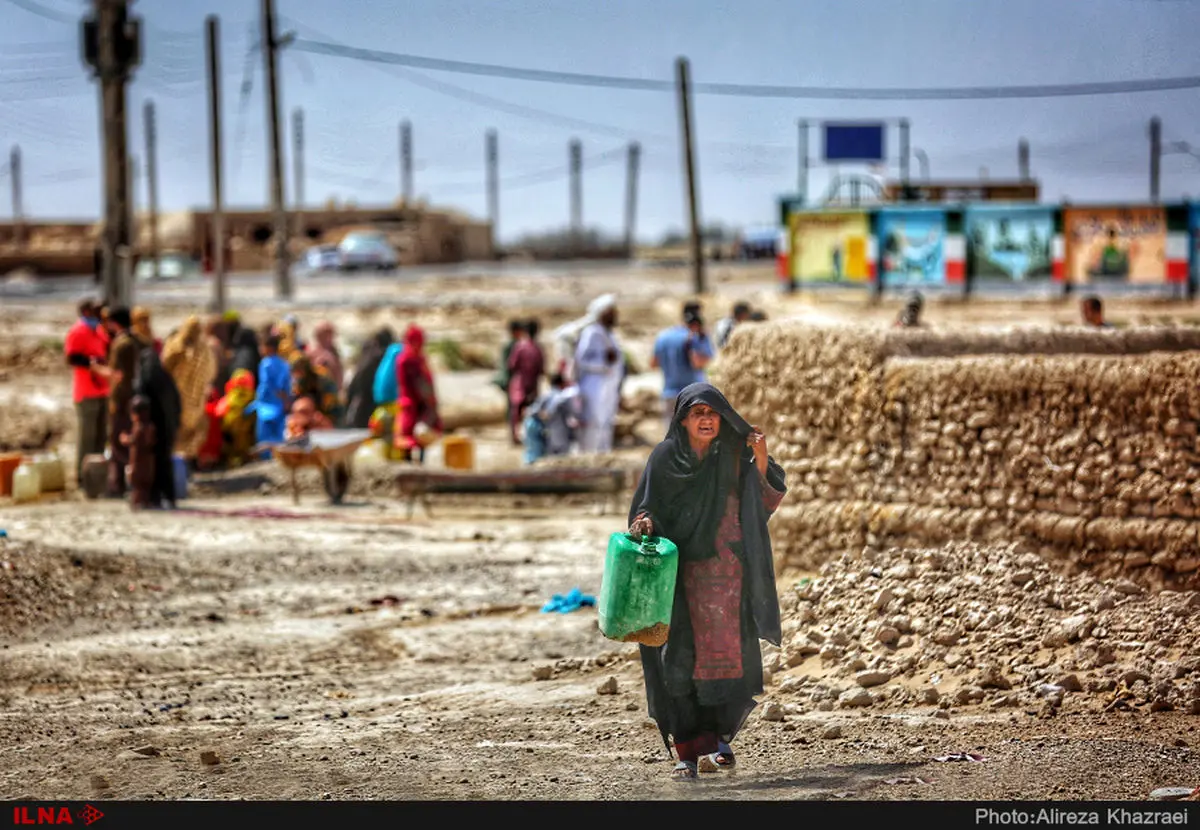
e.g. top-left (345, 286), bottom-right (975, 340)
top-left (12, 463), bottom-right (40, 503)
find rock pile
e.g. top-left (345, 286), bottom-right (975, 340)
top-left (711, 322), bottom-right (1200, 590)
top-left (768, 540), bottom-right (1200, 715)
top-left (0, 401), bottom-right (73, 453)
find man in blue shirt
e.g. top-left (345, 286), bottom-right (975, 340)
top-left (651, 304), bottom-right (715, 436)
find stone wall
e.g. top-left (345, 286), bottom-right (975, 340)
top-left (710, 323), bottom-right (1200, 591)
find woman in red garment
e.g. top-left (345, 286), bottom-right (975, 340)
top-left (393, 324), bottom-right (443, 464)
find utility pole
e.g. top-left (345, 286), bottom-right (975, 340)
top-left (83, 0), bottom-right (142, 308)
top-left (1150, 116), bottom-right (1162, 204)
top-left (261, 0), bottom-right (290, 298)
top-left (206, 14), bottom-right (227, 314)
top-left (400, 119), bottom-right (413, 204)
top-left (797, 119), bottom-right (808, 206)
top-left (10, 146), bottom-right (22, 248)
top-left (127, 154), bottom-right (138, 295)
top-left (292, 107), bottom-right (304, 240)
top-left (1018, 138), bottom-right (1031, 181)
top-left (899, 118), bottom-right (911, 200)
top-left (623, 141), bottom-right (640, 260)
top-left (676, 56), bottom-right (705, 295)
top-left (486, 129), bottom-right (498, 243)
top-left (143, 99), bottom-right (159, 280)
top-left (569, 138), bottom-right (582, 255)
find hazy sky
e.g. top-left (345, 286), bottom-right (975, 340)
top-left (3, 0), bottom-right (1200, 244)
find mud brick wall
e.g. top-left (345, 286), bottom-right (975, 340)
top-left (710, 323), bottom-right (1200, 591)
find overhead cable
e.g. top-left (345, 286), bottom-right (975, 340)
top-left (293, 38), bottom-right (1200, 100)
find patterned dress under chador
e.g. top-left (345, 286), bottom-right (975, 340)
top-left (685, 484), bottom-right (784, 684)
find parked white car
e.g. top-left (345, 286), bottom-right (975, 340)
top-left (337, 232), bottom-right (398, 272)
top-left (304, 244), bottom-right (343, 272)
top-left (134, 253), bottom-right (200, 281)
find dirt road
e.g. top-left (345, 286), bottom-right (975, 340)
top-left (1, 492), bottom-right (1198, 802)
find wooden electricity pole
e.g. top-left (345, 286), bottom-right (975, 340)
top-left (10, 145), bottom-right (22, 248)
top-left (143, 99), bottom-right (160, 280)
top-left (400, 119), bottom-right (413, 204)
top-left (623, 141), bottom-right (640, 259)
top-left (84, 0), bottom-right (142, 307)
top-left (486, 129), bottom-right (498, 241)
top-left (292, 107), bottom-right (304, 240)
top-left (1150, 116), bottom-right (1162, 204)
top-left (261, 0), bottom-right (290, 298)
top-left (206, 14), bottom-right (227, 313)
top-left (676, 56), bottom-right (704, 295)
top-left (569, 138), bottom-right (582, 255)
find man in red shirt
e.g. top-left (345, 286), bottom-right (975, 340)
top-left (64, 298), bottom-right (112, 485)
top-left (506, 320), bottom-right (545, 445)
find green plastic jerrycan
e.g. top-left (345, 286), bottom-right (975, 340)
top-left (598, 532), bottom-right (679, 647)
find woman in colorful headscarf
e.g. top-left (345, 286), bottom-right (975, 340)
top-left (345, 326), bottom-right (395, 429)
top-left (214, 369), bottom-right (257, 466)
top-left (131, 306), bottom-right (162, 355)
top-left (306, 320), bottom-right (345, 392)
top-left (250, 333), bottom-right (290, 454)
top-left (225, 326), bottom-right (261, 387)
top-left (290, 353), bottom-right (344, 426)
top-left (198, 384), bottom-right (225, 471)
top-left (274, 318), bottom-right (300, 362)
top-left (161, 315), bottom-right (218, 461)
top-left (368, 335), bottom-right (405, 452)
top-left (394, 324), bottom-right (442, 463)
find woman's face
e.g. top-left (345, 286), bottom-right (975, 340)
top-left (682, 403), bottom-right (720, 446)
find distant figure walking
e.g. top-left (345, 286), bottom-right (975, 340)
top-left (1081, 295), bottom-right (1114, 328)
top-left (394, 325), bottom-right (443, 464)
top-left (573, 296), bottom-right (624, 454)
top-left (251, 334), bottom-right (291, 454)
top-left (895, 291), bottom-right (925, 328)
top-left (652, 303), bottom-right (715, 436)
top-left (507, 320), bottom-right (545, 445)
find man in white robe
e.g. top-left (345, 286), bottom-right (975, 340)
top-left (552, 292), bottom-right (616, 383)
top-left (573, 296), bottom-right (624, 453)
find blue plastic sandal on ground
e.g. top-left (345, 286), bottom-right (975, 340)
top-left (540, 587), bottom-right (596, 614)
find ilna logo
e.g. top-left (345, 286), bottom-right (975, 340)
top-left (12, 806), bottom-right (104, 826)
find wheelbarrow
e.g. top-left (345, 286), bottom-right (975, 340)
top-left (255, 428), bottom-right (375, 505)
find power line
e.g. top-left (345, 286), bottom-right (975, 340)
top-left (0, 38), bottom-right (77, 54)
top-left (5, 0), bottom-right (75, 24)
top-left (434, 146), bottom-right (626, 195)
top-left (283, 19), bottom-right (789, 155)
top-left (231, 22), bottom-right (260, 184)
top-left (6, 1), bottom-right (253, 41)
top-left (293, 37), bottom-right (1200, 100)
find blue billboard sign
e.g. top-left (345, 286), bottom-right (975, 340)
top-left (823, 122), bottom-right (886, 162)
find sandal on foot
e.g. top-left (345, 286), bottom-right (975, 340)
top-left (697, 754), bottom-right (721, 773)
top-left (714, 741), bottom-right (736, 768)
top-left (671, 760), bottom-right (698, 780)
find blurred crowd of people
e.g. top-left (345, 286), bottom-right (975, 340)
top-left (64, 299), bottom-right (444, 510)
top-left (500, 296), bottom-right (770, 464)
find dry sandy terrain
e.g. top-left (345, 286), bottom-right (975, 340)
top-left (3, 265), bottom-right (1200, 802)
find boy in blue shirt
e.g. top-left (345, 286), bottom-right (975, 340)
top-left (651, 303), bottom-right (715, 436)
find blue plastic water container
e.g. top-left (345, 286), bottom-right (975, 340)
top-left (172, 454), bottom-right (188, 501)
